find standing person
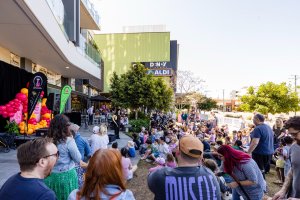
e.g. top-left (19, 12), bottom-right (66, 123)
top-left (181, 111), bottom-right (188, 124)
top-left (247, 113), bottom-right (274, 178)
top-left (218, 145), bottom-right (266, 200)
top-left (112, 111), bottom-right (121, 139)
top-left (69, 123), bottom-right (91, 188)
top-left (0, 138), bottom-right (58, 200)
top-left (87, 105), bottom-right (94, 125)
top-left (45, 114), bottom-right (84, 200)
top-left (273, 116), bottom-right (300, 199)
top-left (147, 135), bottom-right (221, 200)
top-left (68, 149), bottom-right (135, 200)
top-left (273, 118), bottom-right (286, 150)
top-left (90, 124), bottom-right (109, 154)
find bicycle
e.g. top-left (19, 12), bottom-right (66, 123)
top-left (0, 136), bottom-right (10, 153)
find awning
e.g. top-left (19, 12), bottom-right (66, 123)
top-left (90, 95), bottom-right (111, 102)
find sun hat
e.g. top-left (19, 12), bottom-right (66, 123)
top-left (93, 126), bottom-right (100, 134)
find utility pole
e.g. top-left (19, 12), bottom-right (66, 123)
top-left (290, 75), bottom-right (300, 116)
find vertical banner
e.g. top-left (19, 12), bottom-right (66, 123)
top-left (59, 85), bottom-right (72, 114)
top-left (27, 72), bottom-right (47, 121)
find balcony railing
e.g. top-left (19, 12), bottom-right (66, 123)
top-left (78, 34), bottom-right (101, 67)
top-left (81, 0), bottom-right (100, 26)
top-left (46, 0), bottom-right (70, 39)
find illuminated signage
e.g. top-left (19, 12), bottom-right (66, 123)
top-left (147, 68), bottom-right (172, 76)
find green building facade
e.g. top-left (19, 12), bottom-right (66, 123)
top-left (94, 32), bottom-right (171, 92)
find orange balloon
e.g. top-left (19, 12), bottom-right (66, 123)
top-left (21, 88), bottom-right (28, 95)
top-left (27, 129), bottom-right (34, 134)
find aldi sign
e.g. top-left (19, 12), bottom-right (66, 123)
top-left (147, 68), bottom-right (172, 76)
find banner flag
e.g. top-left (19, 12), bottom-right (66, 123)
top-left (27, 72), bottom-right (47, 121)
top-left (59, 85), bottom-right (72, 114)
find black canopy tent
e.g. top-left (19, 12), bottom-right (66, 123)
top-left (90, 95), bottom-right (111, 102)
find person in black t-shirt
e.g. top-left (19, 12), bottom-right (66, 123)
top-left (148, 135), bottom-right (221, 200)
top-left (0, 138), bottom-right (58, 200)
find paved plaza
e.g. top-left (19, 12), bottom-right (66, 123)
top-left (0, 126), bottom-right (138, 188)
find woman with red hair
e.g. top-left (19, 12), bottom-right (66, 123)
top-left (68, 149), bottom-right (135, 200)
top-left (217, 145), bottom-right (266, 200)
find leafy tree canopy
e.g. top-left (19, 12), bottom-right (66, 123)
top-left (240, 82), bottom-right (300, 114)
top-left (197, 97), bottom-right (218, 111)
top-left (109, 63), bottom-right (173, 117)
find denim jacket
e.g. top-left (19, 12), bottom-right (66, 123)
top-left (68, 185), bottom-right (135, 200)
top-left (74, 133), bottom-right (91, 160)
top-left (52, 137), bottom-right (81, 173)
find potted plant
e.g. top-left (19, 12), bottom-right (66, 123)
top-left (4, 120), bottom-right (19, 135)
top-left (2, 120), bottom-right (18, 149)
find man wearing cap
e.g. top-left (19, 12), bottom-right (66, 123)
top-left (248, 113), bottom-right (274, 178)
top-left (148, 135), bottom-right (221, 200)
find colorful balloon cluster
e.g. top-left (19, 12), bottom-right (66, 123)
top-left (0, 88), bottom-right (52, 135)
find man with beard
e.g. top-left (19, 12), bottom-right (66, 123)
top-left (273, 116), bottom-right (300, 200)
top-left (0, 138), bottom-right (58, 200)
top-left (247, 113), bottom-right (274, 178)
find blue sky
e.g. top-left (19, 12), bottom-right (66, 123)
top-left (93, 0), bottom-right (300, 98)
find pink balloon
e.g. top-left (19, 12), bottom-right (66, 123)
top-left (0, 106), bottom-right (5, 111)
top-left (6, 107), bottom-right (14, 113)
top-left (16, 93), bottom-right (27, 102)
top-left (2, 111), bottom-right (8, 118)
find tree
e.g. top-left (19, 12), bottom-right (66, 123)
top-left (197, 97), bottom-right (218, 112)
top-left (177, 70), bottom-right (205, 93)
top-left (110, 63), bottom-right (174, 119)
top-left (240, 82), bottom-right (300, 114)
top-left (175, 92), bottom-right (210, 110)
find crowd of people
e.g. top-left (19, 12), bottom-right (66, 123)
top-left (0, 110), bottom-right (300, 200)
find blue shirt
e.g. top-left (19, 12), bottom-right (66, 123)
top-left (74, 133), bottom-right (91, 160)
top-left (251, 123), bottom-right (274, 155)
top-left (128, 147), bottom-right (136, 157)
top-left (0, 173), bottom-right (56, 200)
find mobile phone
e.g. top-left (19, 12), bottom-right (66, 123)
top-left (222, 173), bottom-right (234, 183)
top-left (216, 172), bottom-right (234, 183)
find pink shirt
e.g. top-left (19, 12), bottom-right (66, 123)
top-left (121, 157), bottom-right (131, 179)
top-left (149, 165), bottom-right (163, 173)
top-left (166, 161), bottom-right (176, 168)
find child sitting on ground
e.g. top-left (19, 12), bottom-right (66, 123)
top-left (127, 141), bottom-right (136, 158)
top-left (132, 133), bottom-right (140, 150)
top-left (141, 139), bottom-right (159, 161)
top-left (149, 157), bottom-right (165, 173)
top-left (165, 153), bottom-right (176, 168)
top-left (111, 142), bottom-right (118, 149)
top-left (204, 159), bottom-right (232, 200)
top-left (121, 147), bottom-right (137, 181)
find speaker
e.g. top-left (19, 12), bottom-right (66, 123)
top-left (108, 134), bottom-right (116, 144)
top-left (46, 93), bottom-right (55, 111)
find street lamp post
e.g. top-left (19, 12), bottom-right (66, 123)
top-left (222, 89), bottom-right (225, 112)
